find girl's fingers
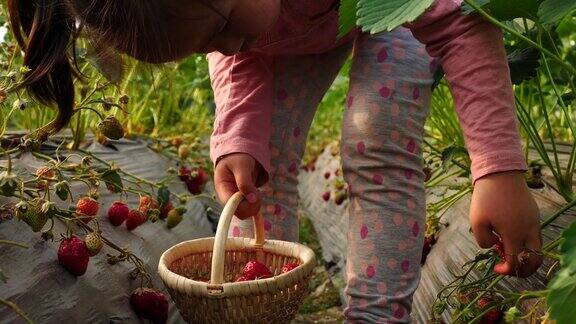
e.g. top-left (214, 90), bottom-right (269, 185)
top-left (471, 216), bottom-right (499, 248)
top-left (493, 235), bottom-right (519, 276)
top-left (493, 234), bottom-right (542, 278)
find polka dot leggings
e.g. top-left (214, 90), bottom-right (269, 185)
top-left (229, 28), bottom-right (435, 323)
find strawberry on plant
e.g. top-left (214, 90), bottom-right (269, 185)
top-left (322, 191), bottom-right (330, 202)
top-left (58, 236), bottom-right (90, 276)
top-left (421, 235), bottom-right (437, 265)
top-left (178, 166), bottom-right (191, 181)
top-left (166, 208), bottom-right (184, 229)
top-left (171, 137), bottom-right (183, 147)
top-left (281, 263), bottom-right (299, 273)
top-left (324, 172), bottom-right (331, 179)
top-left (159, 201), bottom-right (174, 220)
top-left (84, 232), bottom-right (103, 256)
top-left (334, 191), bottom-right (347, 206)
top-left (15, 199), bottom-right (48, 232)
top-left (0, 171), bottom-right (18, 196)
top-left (241, 260), bottom-right (272, 280)
top-left (139, 196), bottom-right (159, 215)
top-left (76, 197), bottom-right (99, 223)
top-left (35, 166), bottom-right (54, 190)
top-left (178, 145), bottom-right (190, 159)
top-left (97, 116), bottom-right (125, 140)
top-left (108, 201), bottom-right (129, 226)
top-left (35, 166), bottom-right (55, 179)
top-left (126, 209), bottom-right (146, 231)
top-left (477, 297), bottom-right (503, 324)
top-left (185, 168), bottom-right (209, 195)
top-left (130, 288), bottom-right (168, 324)
top-left (494, 239), bottom-right (506, 261)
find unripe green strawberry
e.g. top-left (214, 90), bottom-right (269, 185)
top-left (84, 232), bottom-right (103, 256)
top-left (166, 209), bottom-right (183, 229)
top-left (15, 199), bottom-right (48, 232)
top-left (97, 116), bottom-right (124, 140)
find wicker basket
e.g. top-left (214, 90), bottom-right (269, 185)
top-left (158, 192), bottom-right (317, 323)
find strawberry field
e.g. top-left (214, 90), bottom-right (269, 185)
top-left (1, 1), bottom-right (576, 323)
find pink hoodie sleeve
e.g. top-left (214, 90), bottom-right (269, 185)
top-left (408, 0), bottom-right (527, 181)
top-left (207, 51), bottom-right (273, 185)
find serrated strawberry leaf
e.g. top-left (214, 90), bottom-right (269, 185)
top-left (507, 47), bottom-right (541, 85)
top-left (101, 169), bottom-right (123, 193)
top-left (539, 0), bottom-right (576, 25)
top-left (356, 0), bottom-right (435, 34)
top-left (463, 0), bottom-right (541, 20)
top-left (547, 267), bottom-right (576, 324)
top-left (157, 186), bottom-right (171, 206)
top-left (560, 221), bottom-right (576, 271)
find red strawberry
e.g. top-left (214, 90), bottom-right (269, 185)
top-left (494, 239), bottom-right (506, 261)
top-left (139, 196), bottom-right (159, 215)
top-left (108, 201), bottom-right (129, 226)
top-left (130, 288), bottom-right (169, 324)
top-left (236, 275), bottom-right (249, 282)
top-left (324, 172), bottom-right (331, 179)
top-left (76, 197), bottom-right (99, 223)
top-left (185, 168), bottom-right (209, 195)
top-left (178, 166), bottom-right (191, 181)
top-left (35, 166), bottom-right (55, 190)
top-left (322, 191), bottom-right (330, 202)
top-left (36, 166), bottom-right (55, 179)
top-left (242, 260), bottom-right (272, 280)
top-left (334, 191), bottom-right (347, 205)
top-left (421, 235), bottom-right (437, 265)
top-left (126, 209), bottom-right (146, 231)
top-left (159, 201), bottom-right (174, 220)
top-left (477, 297), bottom-right (503, 324)
top-left (58, 236), bottom-right (90, 276)
top-left (281, 263), bottom-right (299, 273)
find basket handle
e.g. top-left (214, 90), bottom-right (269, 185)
top-left (210, 192), bottom-right (265, 285)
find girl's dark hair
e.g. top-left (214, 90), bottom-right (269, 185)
top-left (7, 0), bottom-right (164, 133)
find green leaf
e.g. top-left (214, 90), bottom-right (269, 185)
top-left (356, 0), bottom-right (435, 34)
top-left (560, 221), bottom-right (576, 271)
top-left (507, 47), bottom-right (541, 85)
top-left (463, 0), bottom-right (541, 20)
top-left (101, 169), bottom-right (123, 193)
top-left (441, 145), bottom-right (470, 172)
top-left (157, 186), bottom-right (171, 206)
top-left (539, 0), bottom-right (576, 25)
top-left (339, 0), bottom-right (359, 38)
top-left (547, 267), bottom-right (576, 324)
top-left (462, 0), bottom-right (490, 14)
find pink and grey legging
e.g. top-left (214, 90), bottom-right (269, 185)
top-left (228, 27), bottom-right (435, 323)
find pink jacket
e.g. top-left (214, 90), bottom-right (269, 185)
top-left (208, 0), bottom-right (527, 184)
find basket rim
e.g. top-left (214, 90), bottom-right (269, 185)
top-left (158, 237), bottom-right (316, 297)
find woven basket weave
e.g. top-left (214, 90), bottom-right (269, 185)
top-left (158, 192), bottom-right (316, 323)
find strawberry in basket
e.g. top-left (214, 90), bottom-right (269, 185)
top-left (236, 260), bottom-right (272, 281)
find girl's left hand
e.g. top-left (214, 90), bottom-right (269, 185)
top-left (469, 170), bottom-right (543, 277)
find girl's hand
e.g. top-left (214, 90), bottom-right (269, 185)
top-left (470, 170), bottom-right (543, 277)
top-left (214, 153), bottom-right (263, 219)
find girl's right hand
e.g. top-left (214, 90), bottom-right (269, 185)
top-left (214, 153), bottom-right (263, 219)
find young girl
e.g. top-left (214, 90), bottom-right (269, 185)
top-left (9, 0), bottom-right (542, 321)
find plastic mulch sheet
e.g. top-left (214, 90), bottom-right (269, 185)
top-left (298, 143), bottom-right (576, 322)
top-left (0, 137), bottom-right (216, 323)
